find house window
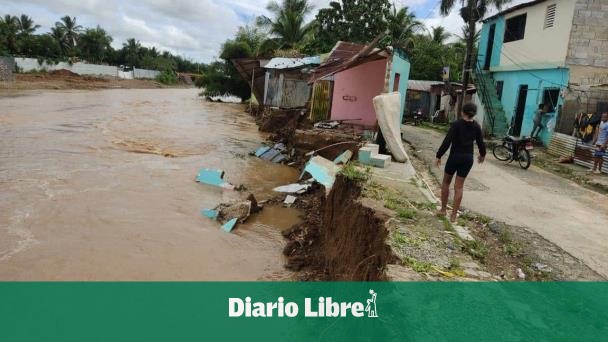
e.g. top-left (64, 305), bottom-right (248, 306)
top-left (542, 88), bottom-right (560, 112)
top-left (496, 81), bottom-right (504, 101)
top-left (544, 4), bottom-right (557, 29)
top-left (504, 14), bottom-right (527, 42)
top-left (393, 73), bottom-right (400, 92)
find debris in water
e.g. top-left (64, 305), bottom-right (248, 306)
top-left (196, 168), bottom-right (234, 189)
top-left (300, 156), bottom-right (340, 190)
top-left (284, 195), bottom-right (297, 207)
top-left (333, 150), bottom-right (353, 165)
top-left (202, 209), bottom-right (219, 220)
top-left (273, 183), bottom-right (311, 194)
top-left (252, 143), bottom-right (289, 163)
top-left (221, 218), bottom-right (238, 233)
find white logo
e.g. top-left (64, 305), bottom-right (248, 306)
top-left (365, 289), bottom-right (378, 318)
top-left (228, 290), bottom-right (379, 318)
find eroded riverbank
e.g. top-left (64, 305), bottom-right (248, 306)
top-left (0, 88), bottom-right (301, 280)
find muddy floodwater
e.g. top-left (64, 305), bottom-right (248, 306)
top-left (0, 89), bottom-right (302, 280)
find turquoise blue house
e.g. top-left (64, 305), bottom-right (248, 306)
top-left (475, 0), bottom-right (580, 145)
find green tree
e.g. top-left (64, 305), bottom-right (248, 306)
top-left (121, 38), bottom-right (142, 67)
top-left (78, 26), bottom-right (113, 63)
top-left (15, 14), bottom-right (40, 55)
top-left (256, 0), bottom-right (313, 51)
top-left (0, 15), bottom-right (20, 54)
top-left (430, 26), bottom-right (451, 44)
top-left (309, 0), bottom-right (392, 53)
top-left (55, 16), bottom-right (83, 54)
top-left (439, 0), bottom-right (511, 115)
top-left (386, 6), bottom-right (422, 53)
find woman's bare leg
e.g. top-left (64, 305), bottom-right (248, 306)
top-left (438, 173), bottom-right (454, 216)
top-left (451, 176), bottom-right (466, 222)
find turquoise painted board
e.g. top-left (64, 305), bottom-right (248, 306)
top-left (201, 209), bottom-right (218, 220)
top-left (389, 49), bottom-right (411, 123)
top-left (221, 218), bottom-right (238, 233)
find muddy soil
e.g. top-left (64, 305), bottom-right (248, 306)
top-left (283, 176), bottom-right (393, 281)
top-left (0, 89), bottom-right (302, 280)
top-left (1, 72), bottom-right (176, 92)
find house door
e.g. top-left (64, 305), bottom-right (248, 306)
top-left (484, 24), bottom-right (496, 70)
top-left (310, 80), bottom-right (333, 122)
top-left (513, 85), bottom-right (528, 136)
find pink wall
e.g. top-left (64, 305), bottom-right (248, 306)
top-left (330, 59), bottom-right (387, 127)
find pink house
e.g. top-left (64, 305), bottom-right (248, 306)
top-left (309, 41), bottom-right (411, 128)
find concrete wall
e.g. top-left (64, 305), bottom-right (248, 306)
top-left (503, 0), bottom-right (574, 70)
top-left (492, 68), bottom-right (569, 144)
top-left (561, 0), bottom-right (608, 131)
top-left (388, 50), bottom-right (411, 123)
top-left (14, 58), bottom-right (160, 79)
top-left (330, 59), bottom-right (387, 127)
top-left (0, 57), bottom-right (14, 81)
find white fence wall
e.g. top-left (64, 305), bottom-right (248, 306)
top-left (14, 58), bottom-right (160, 79)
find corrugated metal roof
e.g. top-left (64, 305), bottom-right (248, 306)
top-left (264, 56), bottom-right (321, 70)
top-left (408, 80), bottom-right (444, 92)
top-left (309, 36), bottom-right (389, 84)
top-left (548, 132), bottom-right (607, 173)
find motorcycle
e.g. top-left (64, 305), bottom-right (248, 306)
top-left (492, 136), bottom-right (534, 170)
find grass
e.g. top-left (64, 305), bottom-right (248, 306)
top-left (340, 162), bottom-right (371, 183)
top-left (420, 122), bottom-right (450, 134)
top-left (404, 257), bottom-right (434, 273)
top-left (397, 207), bottom-right (417, 220)
top-left (462, 240), bottom-right (488, 262)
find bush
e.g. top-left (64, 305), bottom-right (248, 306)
top-left (155, 70), bottom-right (177, 85)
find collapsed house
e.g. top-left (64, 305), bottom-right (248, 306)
top-left (232, 56), bottom-right (320, 109)
top-left (308, 41), bottom-right (411, 128)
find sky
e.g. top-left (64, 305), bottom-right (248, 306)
top-left (0, 0), bottom-right (530, 63)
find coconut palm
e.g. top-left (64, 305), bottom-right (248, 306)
top-left (440, 0), bottom-right (511, 115)
top-left (55, 16), bottom-right (83, 51)
top-left (430, 26), bottom-right (451, 44)
top-left (17, 15), bottom-right (39, 36)
top-left (0, 15), bottom-right (20, 54)
top-left (256, 0), bottom-right (313, 51)
top-left (386, 6), bottom-right (423, 53)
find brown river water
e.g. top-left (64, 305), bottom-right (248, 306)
top-left (0, 89), bottom-right (302, 280)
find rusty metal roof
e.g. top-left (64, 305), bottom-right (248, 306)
top-left (408, 80), bottom-right (445, 92)
top-left (308, 35), bottom-right (389, 84)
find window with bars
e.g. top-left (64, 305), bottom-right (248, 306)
top-left (545, 4), bottom-right (557, 29)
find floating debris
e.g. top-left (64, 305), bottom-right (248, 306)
top-left (196, 168), bottom-right (234, 189)
top-left (252, 143), bottom-right (289, 163)
top-left (201, 209), bottom-right (219, 220)
top-left (314, 121), bottom-right (340, 129)
top-left (221, 218), bottom-right (238, 233)
top-left (284, 195), bottom-right (297, 207)
top-left (273, 183), bottom-right (311, 194)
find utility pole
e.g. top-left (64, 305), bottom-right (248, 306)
top-left (457, 0), bottom-right (477, 118)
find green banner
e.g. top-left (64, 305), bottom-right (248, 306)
top-left (1, 282), bottom-right (607, 341)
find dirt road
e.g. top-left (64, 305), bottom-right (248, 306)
top-left (402, 125), bottom-right (608, 278)
top-left (0, 89), bottom-right (300, 280)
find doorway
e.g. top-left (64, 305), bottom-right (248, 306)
top-left (513, 85), bottom-right (528, 136)
top-left (484, 24), bottom-right (496, 70)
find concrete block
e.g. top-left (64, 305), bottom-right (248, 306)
top-left (370, 154), bottom-right (392, 169)
top-left (358, 147), bottom-right (374, 164)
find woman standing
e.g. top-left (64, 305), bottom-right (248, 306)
top-left (435, 103), bottom-right (486, 222)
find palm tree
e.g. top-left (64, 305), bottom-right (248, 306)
top-left (430, 26), bottom-right (451, 44)
top-left (256, 0), bottom-right (313, 51)
top-left (440, 0), bottom-right (511, 116)
top-left (17, 15), bottom-right (40, 35)
top-left (50, 26), bottom-right (68, 56)
top-left (0, 15), bottom-right (19, 54)
top-left (55, 16), bottom-right (83, 52)
top-left (386, 6), bottom-right (423, 53)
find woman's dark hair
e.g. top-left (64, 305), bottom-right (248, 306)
top-left (462, 103), bottom-right (477, 117)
